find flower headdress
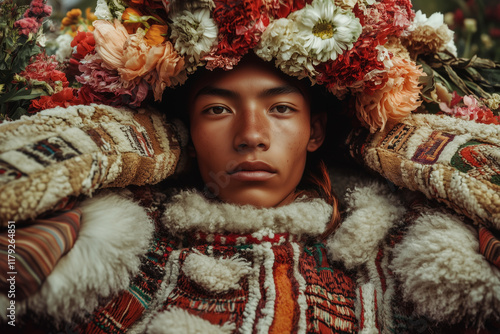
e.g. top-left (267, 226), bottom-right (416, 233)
top-left (4, 0), bottom-right (499, 131)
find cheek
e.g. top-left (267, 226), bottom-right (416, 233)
top-left (190, 122), bottom-right (230, 175)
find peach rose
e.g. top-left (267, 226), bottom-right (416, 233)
top-left (93, 19), bottom-right (128, 70)
top-left (147, 42), bottom-right (186, 100)
top-left (356, 56), bottom-right (425, 132)
top-left (119, 28), bottom-right (165, 82)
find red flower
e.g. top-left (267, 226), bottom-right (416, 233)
top-left (20, 53), bottom-right (70, 89)
top-left (316, 36), bottom-right (387, 94)
top-left (454, 9), bottom-right (465, 27)
top-left (29, 88), bottom-right (83, 113)
top-left (355, 0), bottom-right (414, 45)
top-left (24, 0), bottom-right (52, 21)
top-left (490, 28), bottom-right (500, 39)
top-left (126, 0), bottom-right (164, 10)
top-left (267, 0), bottom-right (312, 19)
top-left (71, 32), bottom-right (96, 61)
top-left (212, 0), bottom-right (270, 59)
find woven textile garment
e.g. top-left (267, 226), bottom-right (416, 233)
top-left (79, 189), bottom-right (358, 334)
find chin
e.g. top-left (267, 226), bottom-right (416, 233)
top-left (217, 188), bottom-right (291, 208)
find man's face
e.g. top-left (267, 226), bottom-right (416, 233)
top-left (188, 59), bottom-right (324, 207)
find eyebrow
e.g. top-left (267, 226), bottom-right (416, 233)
top-left (193, 85), bottom-right (303, 100)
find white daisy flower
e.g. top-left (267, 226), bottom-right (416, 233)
top-left (170, 8), bottom-right (218, 65)
top-left (297, 0), bottom-right (362, 62)
top-left (255, 16), bottom-right (318, 80)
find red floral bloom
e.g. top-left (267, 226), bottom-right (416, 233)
top-left (29, 88), bottom-right (83, 113)
top-left (266, 0), bottom-right (312, 19)
top-left (212, 0), bottom-right (269, 61)
top-left (20, 53), bottom-right (69, 90)
top-left (71, 32), bottom-right (96, 61)
top-left (316, 36), bottom-right (387, 95)
top-left (24, 0), bottom-right (52, 21)
top-left (355, 0), bottom-right (414, 45)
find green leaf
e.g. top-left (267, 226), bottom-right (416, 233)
top-left (444, 65), bottom-right (473, 96)
top-left (10, 107), bottom-right (28, 120)
top-left (0, 86), bottom-right (41, 104)
top-left (476, 68), bottom-right (500, 91)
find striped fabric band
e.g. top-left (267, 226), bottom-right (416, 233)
top-left (0, 203), bottom-right (82, 300)
top-left (479, 226), bottom-right (500, 269)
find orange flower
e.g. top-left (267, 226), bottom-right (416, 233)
top-left (355, 57), bottom-right (425, 132)
top-left (61, 8), bottom-right (82, 27)
top-left (85, 8), bottom-right (97, 22)
top-left (122, 7), bottom-right (144, 34)
top-left (67, 8), bottom-right (82, 19)
top-left (93, 19), bottom-right (129, 69)
top-left (61, 17), bottom-right (73, 26)
top-left (145, 24), bottom-right (168, 46)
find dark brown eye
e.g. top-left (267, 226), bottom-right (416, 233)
top-left (206, 106), bottom-right (231, 114)
top-left (270, 105), bottom-right (293, 114)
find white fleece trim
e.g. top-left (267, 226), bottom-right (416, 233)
top-left (356, 283), bottom-right (379, 334)
top-left (326, 182), bottom-right (406, 269)
top-left (391, 209), bottom-right (500, 325)
top-left (254, 243), bottom-right (276, 334)
top-left (162, 190), bottom-right (332, 236)
top-left (291, 242), bottom-right (308, 333)
top-left (240, 246), bottom-right (263, 333)
top-left (147, 308), bottom-right (236, 334)
top-left (8, 191), bottom-right (154, 324)
top-left (182, 251), bottom-right (251, 294)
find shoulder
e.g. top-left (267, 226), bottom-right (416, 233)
top-left (0, 189), bottom-right (156, 326)
top-left (326, 179), bottom-right (500, 331)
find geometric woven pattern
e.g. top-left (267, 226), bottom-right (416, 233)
top-left (348, 113), bottom-right (500, 229)
top-left (0, 104), bottom-right (186, 225)
top-left (412, 131), bottom-right (455, 165)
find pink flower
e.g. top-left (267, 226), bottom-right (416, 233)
top-left (439, 95), bottom-right (500, 125)
top-left (355, 0), bottom-right (414, 44)
top-left (77, 53), bottom-right (150, 106)
top-left (14, 17), bottom-right (40, 36)
top-left (203, 48), bottom-right (241, 71)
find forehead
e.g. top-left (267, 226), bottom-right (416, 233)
top-left (188, 55), bottom-right (310, 101)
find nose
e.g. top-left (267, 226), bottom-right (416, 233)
top-left (233, 109), bottom-right (270, 152)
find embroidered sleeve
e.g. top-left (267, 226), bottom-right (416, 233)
top-left (347, 113), bottom-right (500, 229)
top-left (0, 104), bottom-right (187, 225)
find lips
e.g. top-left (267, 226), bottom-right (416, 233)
top-left (228, 161), bottom-right (277, 181)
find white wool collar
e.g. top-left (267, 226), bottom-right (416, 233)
top-left (161, 190), bottom-right (333, 237)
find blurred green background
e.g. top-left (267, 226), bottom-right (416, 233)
top-left (19, 0), bottom-right (500, 61)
